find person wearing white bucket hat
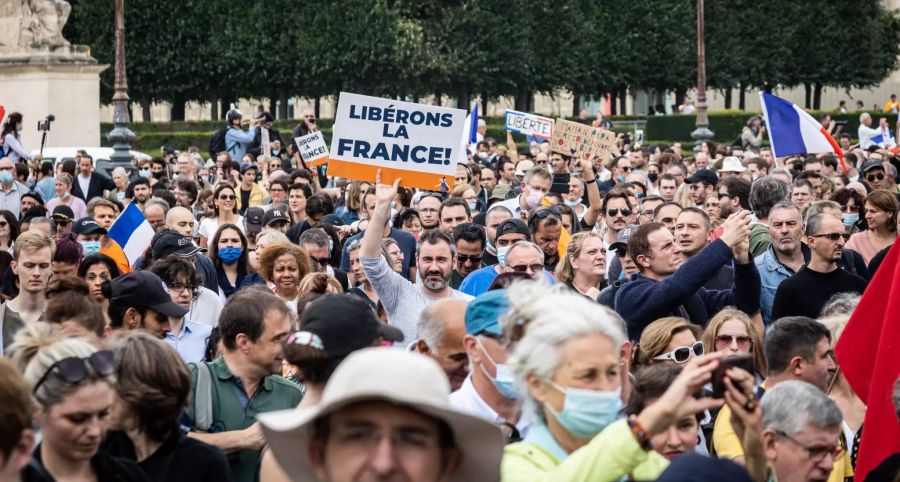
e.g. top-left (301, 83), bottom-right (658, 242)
top-left (259, 347), bottom-right (505, 482)
top-left (718, 157), bottom-right (747, 178)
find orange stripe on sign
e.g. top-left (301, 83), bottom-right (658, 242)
top-left (309, 156), bottom-right (329, 167)
top-left (327, 158), bottom-right (456, 192)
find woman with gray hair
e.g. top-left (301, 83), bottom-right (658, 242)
top-left (499, 283), bottom-right (759, 482)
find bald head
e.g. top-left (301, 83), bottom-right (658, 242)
top-left (165, 206), bottom-right (196, 237)
top-left (416, 299), bottom-right (469, 391)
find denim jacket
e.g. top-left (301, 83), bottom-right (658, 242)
top-left (754, 244), bottom-right (810, 326)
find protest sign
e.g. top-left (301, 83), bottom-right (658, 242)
top-left (551, 118), bottom-right (617, 162)
top-left (505, 110), bottom-right (553, 139)
top-left (294, 131), bottom-right (329, 167)
top-left (329, 92), bottom-right (467, 190)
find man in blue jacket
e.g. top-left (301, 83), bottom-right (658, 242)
top-left (614, 210), bottom-right (760, 340)
top-left (225, 108), bottom-right (258, 161)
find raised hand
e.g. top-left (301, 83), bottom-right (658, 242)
top-left (637, 352), bottom-right (725, 435)
top-left (374, 169), bottom-right (400, 206)
top-left (720, 210), bottom-right (751, 249)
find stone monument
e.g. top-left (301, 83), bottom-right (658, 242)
top-left (0, 0), bottom-right (107, 150)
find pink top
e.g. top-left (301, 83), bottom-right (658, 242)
top-left (46, 195), bottom-right (88, 221)
top-left (845, 230), bottom-right (894, 265)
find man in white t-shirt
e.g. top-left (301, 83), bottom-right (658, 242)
top-left (360, 170), bottom-right (473, 342)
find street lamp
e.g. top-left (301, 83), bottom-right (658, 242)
top-left (690, 0), bottom-right (714, 151)
top-left (107, 0), bottom-right (135, 164)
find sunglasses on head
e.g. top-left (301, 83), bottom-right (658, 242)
top-left (653, 341), bottom-right (704, 364)
top-left (607, 208), bottom-right (632, 217)
top-left (533, 206), bottom-right (563, 220)
top-left (810, 232), bottom-right (848, 241)
top-left (33, 350), bottom-right (115, 394)
top-left (457, 254), bottom-right (482, 264)
top-left (866, 173), bottom-right (885, 181)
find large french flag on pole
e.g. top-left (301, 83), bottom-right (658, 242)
top-left (759, 92), bottom-right (845, 172)
top-left (102, 202), bottom-right (154, 272)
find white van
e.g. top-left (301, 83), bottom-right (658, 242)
top-left (30, 147), bottom-right (152, 178)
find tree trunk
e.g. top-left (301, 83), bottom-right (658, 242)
top-left (456, 84), bottom-right (471, 110)
top-left (481, 95), bottom-right (489, 117)
top-left (609, 91), bottom-right (618, 116)
top-left (674, 87), bottom-right (686, 110)
top-left (209, 94), bottom-right (218, 120)
top-left (572, 90), bottom-right (581, 117)
top-left (220, 97), bottom-right (236, 118)
top-left (723, 89), bottom-right (732, 110)
top-left (314, 97), bottom-right (321, 119)
top-left (268, 94), bottom-right (277, 116)
top-left (433, 91), bottom-right (442, 106)
top-left (141, 99), bottom-right (151, 122)
top-left (170, 96), bottom-right (186, 121)
top-left (803, 83), bottom-right (812, 110)
top-left (738, 82), bottom-right (746, 110)
top-left (813, 83), bottom-right (823, 110)
top-left (619, 87), bottom-right (627, 116)
top-left (278, 88), bottom-right (289, 119)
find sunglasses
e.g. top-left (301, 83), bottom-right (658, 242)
top-left (511, 263), bottom-right (544, 273)
top-left (457, 254), bottom-right (482, 264)
top-left (653, 341), bottom-right (704, 363)
top-left (810, 232), bottom-right (849, 241)
top-left (218, 194), bottom-right (236, 200)
top-left (607, 208), bottom-right (633, 217)
top-left (619, 166), bottom-right (632, 172)
top-left (33, 351), bottom-right (115, 394)
top-left (866, 173), bottom-right (885, 182)
top-left (715, 334), bottom-right (752, 350)
top-left (310, 256), bottom-right (331, 267)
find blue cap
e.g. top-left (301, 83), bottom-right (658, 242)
top-left (654, 453), bottom-right (753, 482)
top-left (465, 290), bottom-right (510, 336)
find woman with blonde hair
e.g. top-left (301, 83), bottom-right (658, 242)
top-left (701, 307), bottom-right (767, 379)
top-left (298, 272), bottom-right (343, 295)
top-left (555, 232), bottom-right (607, 299)
top-left (633, 317), bottom-right (704, 368)
top-left (673, 181), bottom-right (694, 208)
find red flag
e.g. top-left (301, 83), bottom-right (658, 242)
top-left (834, 241), bottom-right (900, 480)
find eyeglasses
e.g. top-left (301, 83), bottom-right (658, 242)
top-left (606, 208), bottom-right (633, 217)
top-left (775, 430), bottom-right (844, 462)
top-left (32, 351), bottom-right (115, 394)
top-left (532, 206), bottom-right (562, 220)
top-left (169, 284), bottom-right (201, 299)
top-left (510, 263), bottom-right (544, 274)
top-left (810, 232), bottom-right (849, 241)
top-left (866, 173), bottom-right (885, 182)
top-left (653, 341), bottom-right (704, 363)
top-left (457, 254), bottom-right (482, 264)
top-left (715, 334), bottom-right (752, 350)
top-left (218, 194), bottom-right (236, 200)
top-left (310, 256), bottom-right (331, 267)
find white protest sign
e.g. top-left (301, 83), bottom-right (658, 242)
top-left (329, 92), bottom-right (467, 191)
top-left (505, 110), bottom-right (554, 139)
top-left (294, 131), bottom-right (329, 167)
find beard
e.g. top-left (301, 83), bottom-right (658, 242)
top-left (421, 270), bottom-right (449, 290)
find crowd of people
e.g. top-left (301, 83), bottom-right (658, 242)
top-left (0, 106), bottom-right (899, 482)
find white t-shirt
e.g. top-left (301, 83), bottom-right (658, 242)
top-left (186, 287), bottom-right (224, 327)
top-left (77, 174), bottom-right (91, 198)
top-left (198, 215), bottom-right (245, 241)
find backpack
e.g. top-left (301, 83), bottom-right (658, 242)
top-left (189, 361), bottom-right (215, 432)
top-left (208, 127), bottom-right (228, 160)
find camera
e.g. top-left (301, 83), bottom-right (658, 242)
top-left (37, 114), bottom-right (55, 132)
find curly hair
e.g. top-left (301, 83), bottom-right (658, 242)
top-left (257, 242), bottom-right (312, 282)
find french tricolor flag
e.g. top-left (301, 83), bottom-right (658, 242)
top-left (759, 92), bottom-right (845, 172)
top-left (103, 202), bottom-right (154, 272)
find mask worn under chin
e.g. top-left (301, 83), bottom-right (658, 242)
top-left (218, 246), bottom-right (243, 265)
top-left (546, 383), bottom-right (623, 438)
top-left (842, 213), bottom-right (859, 229)
top-left (485, 240), bottom-right (497, 256)
top-left (564, 198), bottom-right (581, 207)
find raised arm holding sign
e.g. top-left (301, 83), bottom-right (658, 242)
top-left (551, 118), bottom-right (618, 163)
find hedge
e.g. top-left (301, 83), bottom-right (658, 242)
top-left (645, 111), bottom-right (896, 144)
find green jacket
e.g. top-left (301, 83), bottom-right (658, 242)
top-left (501, 420), bottom-right (669, 482)
top-left (749, 222), bottom-right (771, 258)
top-left (187, 357), bottom-right (302, 482)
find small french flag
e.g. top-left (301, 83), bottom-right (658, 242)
top-left (759, 92), bottom-right (845, 172)
top-left (107, 202), bottom-right (155, 268)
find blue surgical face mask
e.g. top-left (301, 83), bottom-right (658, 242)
top-left (0, 171), bottom-right (13, 185)
top-left (79, 240), bottom-right (101, 257)
top-left (564, 198), bottom-right (581, 207)
top-left (497, 245), bottom-right (510, 267)
top-left (468, 201), bottom-right (478, 212)
top-left (842, 213), bottom-right (859, 229)
top-left (485, 240), bottom-right (496, 256)
top-left (218, 246), bottom-right (243, 265)
top-left (476, 337), bottom-right (519, 399)
top-left (138, 169), bottom-right (151, 179)
top-left (546, 382), bottom-right (623, 438)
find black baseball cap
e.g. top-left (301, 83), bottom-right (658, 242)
top-left (685, 169), bottom-right (719, 186)
top-left (862, 160), bottom-right (886, 173)
top-left (22, 191), bottom-right (44, 206)
top-left (240, 163), bottom-right (258, 174)
top-left (609, 224), bottom-right (639, 252)
top-left (245, 207), bottom-right (265, 232)
top-left (152, 231), bottom-right (204, 259)
top-left (108, 271), bottom-right (188, 318)
top-left (301, 294), bottom-right (404, 356)
top-left (495, 218), bottom-right (530, 239)
top-left (262, 208), bottom-right (289, 227)
top-left (72, 217), bottom-right (107, 236)
top-left (51, 205), bottom-right (75, 222)
top-left (320, 214), bottom-right (346, 227)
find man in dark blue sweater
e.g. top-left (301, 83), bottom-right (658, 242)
top-left (614, 210), bottom-right (761, 340)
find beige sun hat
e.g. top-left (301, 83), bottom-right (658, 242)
top-left (258, 347), bottom-right (505, 482)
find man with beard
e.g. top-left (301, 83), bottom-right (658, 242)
top-left (614, 210), bottom-right (761, 340)
top-left (754, 202), bottom-right (809, 326)
top-left (361, 171), bottom-right (474, 342)
top-left (717, 176), bottom-right (751, 220)
top-left (130, 177), bottom-right (152, 211)
top-left (450, 223), bottom-right (486, 289)
top-left (686, 169), bottom-right (718, 208)
top-left (771, 214), bottom-right (867, 320)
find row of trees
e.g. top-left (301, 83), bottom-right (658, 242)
top-left (64, 0), bottom-right (900, 119)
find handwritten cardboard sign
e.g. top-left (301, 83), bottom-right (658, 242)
top-left (294, 131), bottom-right (329, 167)
top-left (329, 92), bottom-right (466, 190)
top-left (505, 110), bottom-right (554, 139)
top-left (551, 119), bottom-right (617, 161)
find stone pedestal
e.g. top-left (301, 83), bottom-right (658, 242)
top-left (0, 48), bottom-right (107, 150)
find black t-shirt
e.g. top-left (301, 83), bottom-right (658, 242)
top-left (771, 266), bottom-right (868, 320)
top-left (101, 430), bottom-right (233, 482)
top-left (239, 188), bottom-right (251, 215)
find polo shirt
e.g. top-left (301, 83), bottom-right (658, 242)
top-left (187, 357), bottom-right (302, 482)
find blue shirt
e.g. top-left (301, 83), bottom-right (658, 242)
top-left (164, 319), bottom-right (213, 364)
top-left (754, 244), bottom-right (810, 326)
top-left (459, 264), bottom-right (556, 297)
top-left (225, 126), bottom-right (257, 161)
top-left (35, 177), bottom-right (55, 204)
